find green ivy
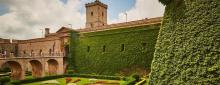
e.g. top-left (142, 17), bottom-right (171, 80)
top-left (69, 25), bottom-right (160, 76)
top-left (150, 0), bottom-right (220, 84)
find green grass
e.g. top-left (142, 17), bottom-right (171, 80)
top-left (23, 77), bottom-right (125, 85)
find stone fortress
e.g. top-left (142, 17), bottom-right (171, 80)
top-left (0, 0), bottom-right (162, 80)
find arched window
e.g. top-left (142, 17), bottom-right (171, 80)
top-left (39, 49), bottom-right (42, 56)
top-left (49, 49), bottom-right (52, 56)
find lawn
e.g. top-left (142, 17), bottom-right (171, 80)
top-left (23, 77), bottom-right (126, 85)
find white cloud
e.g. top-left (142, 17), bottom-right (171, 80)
top-left (0, 0), bottom-right (165, 39)
top-left (110, 0), bottom-right (165, 24)
top-left (0, 0), bottom-right (86, 39)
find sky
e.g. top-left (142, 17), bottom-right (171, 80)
top-left (0, 0), bottom-right (165, 40)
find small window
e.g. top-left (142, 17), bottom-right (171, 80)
top-left (49, 49), bottom-right (52, 55)
top-left (103, 45), bottom-right (106, 52)
top-left (90, 23), bottom-right (93, 28)
top-left (142, 43), bottom-right (147, 50)
top-left (142, 43), bottom-right (147, 47)
top-left (121, 44), bottom-right (125, 52)
top-left (39, 49), bottom-right (42, 56)
top-left (23, 51), bottom-right (26, 54)
top-left (102, 12), bottom-right (104, 16)
top-left (31, 50), bottom-right (33, 53)
top-left (91, 12), bottom-right (93, 16)
top-left (87, 46), bottom-right (90, 52)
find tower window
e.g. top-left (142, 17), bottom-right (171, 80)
top-left (91, 12), bottom-right (93, 16)
top-left (90, 23), bottom-right (93, 28)
top-left (102, 12), bottom-right (104, 16)
top-left (121, 44), bottom-right (125, 52)
top-left (87, 46), bottom-right (90, 52)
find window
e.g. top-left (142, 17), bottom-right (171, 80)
top-left (39, 49), bottom-right (42, 56)
top-left (142, 43), bottom-right (147, 50)
top-left (90, 23), bottom-right (93, 28)
top-left (49, 49), bottom-right (52, 55)
top-left (87, 46), bottom-right (90, 52)
top-left (31, 50), bottom-right (34, 56)
top-left (102, 12), bottom-right (104, 16)
top-left (121, 44), bottom-right (125, 52)
top-left (91, 12), bottom-right (93, 16)
top-left (103, 45), bottom-right (106, 52)
top-left (23, 51), bottom-right (26, 54)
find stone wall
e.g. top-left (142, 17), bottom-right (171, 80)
top-left (17, 37), bottom-right (62, 57)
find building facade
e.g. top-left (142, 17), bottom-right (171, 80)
top-left (0, 0), bottom-right (162, 79)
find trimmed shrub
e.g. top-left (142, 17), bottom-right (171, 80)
top-left (10, 75), bottom-right (64, 85)
top-left (122, 74), bottom-right (141, 85)
top-left (0, 67), bottom-right (10, 73)
top-left (150, 0), bottom-right (220, 84)
top-left (0, 77), bottom-right (10, 85)
top-left (9, 74), bottom-right (123, 85)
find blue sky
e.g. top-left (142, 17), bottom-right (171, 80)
top-left (0, 0), bottom-right (164, 39)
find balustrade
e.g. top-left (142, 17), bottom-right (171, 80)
top-left (0, 52), bottom-right (64, 59)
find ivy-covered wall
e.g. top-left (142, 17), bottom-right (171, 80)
top-left (69, 24), bottom-right (160, 76)
top-left (150, 0), bottom-right (219, 84)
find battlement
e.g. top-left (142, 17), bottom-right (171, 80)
top-left (78, 17), bottom-right (162, 33)
top-left (85, 0), bottom-right (108, 9)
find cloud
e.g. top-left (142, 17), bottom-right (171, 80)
top-left (0, 0), bottom-right (165, 39)
top-left (0, 0), bottom-right (86, 39)
top-left (110, 0), bottom-right (165, 24)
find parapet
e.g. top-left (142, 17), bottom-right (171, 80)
top-left (85, 0), bottom-right (108, 9)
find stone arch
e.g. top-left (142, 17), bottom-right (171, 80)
top-left (29, 60), bottom-right (43, 78)
top-left (2, 61), bottom-right (23, 80)
top-left (47, 59), bottom-right (58, 75)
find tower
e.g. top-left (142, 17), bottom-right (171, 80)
top-left (85, 0), bottom-right (108, 28)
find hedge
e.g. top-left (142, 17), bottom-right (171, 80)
top-left (122, 74), bottom-right (141, 85)
top-left (150, 0), bottom-right (220, 84)
top-left (10, 75), bottom-right (64, 85)
top-left (9, 74), bottom-right (124, 85)
top-left (69, 24), bottom-right (160, 76)
top-left (0, 77), bottom-right (10, 85)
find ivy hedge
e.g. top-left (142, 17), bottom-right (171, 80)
top-left (69, 24), bottom-right (160, 76)
top-left (150, 0), bottom-right (220, 84)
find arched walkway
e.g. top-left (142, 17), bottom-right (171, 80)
top-left (2, 61), bottom-right (23, 80)
top-left (29, 60), bottom-right (43, 78)
top-left (47, 59), bottom-right (58, 75)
